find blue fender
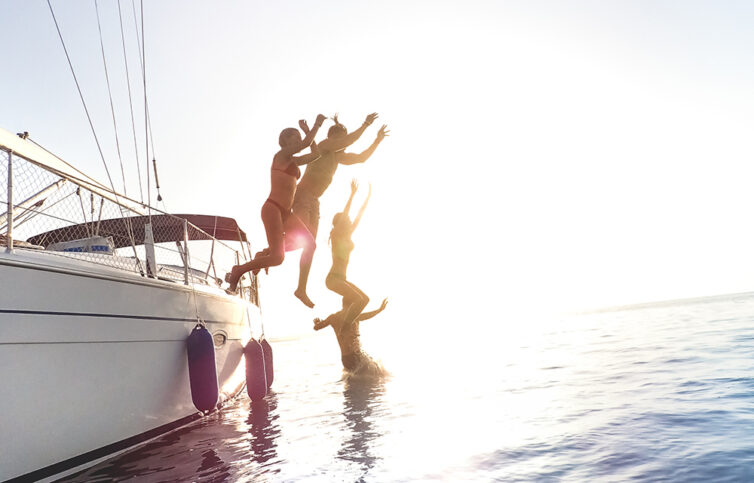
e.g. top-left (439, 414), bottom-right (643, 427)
top-left (186, 324), bottom-right (219, 412)
top-left (245, 339), bottom-right (268, 401)
top-left (260, 338), bottom-right (274, 388)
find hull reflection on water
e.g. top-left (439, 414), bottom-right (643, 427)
top-left (248, 394), bottom-right (281, 467)
top-left (53, 297), bottom-right (754, 482)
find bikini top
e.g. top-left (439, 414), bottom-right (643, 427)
top-left (332, 236), bottom-right (354, 260)
top-left (272, 161), bottom-right (301, 180)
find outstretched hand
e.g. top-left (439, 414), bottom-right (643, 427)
top-left (379, 297), bottom-right (388, 311)
top-left (364, 112), bottom-right (378, 126)
top-left (350, 179), bottom-right (358, 194)
top-left (298, 119), bottom-right (310, 134)
top-left (377, 124), bottom-right (390, 141)
top-left (313, 317), bottom-right (329, 331)
top-left (315, 113), bottom-right (327, 125)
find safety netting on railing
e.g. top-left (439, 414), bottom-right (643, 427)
top-left (0, 149), bottom-right (258, 302)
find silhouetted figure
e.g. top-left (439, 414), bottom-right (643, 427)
top-left (314, 297), bottom-right (388, 375)
top-left (326, 181), bottom-right (372, 325)
top-left (313, 181), bottom-right (387, 374)
top-left (291, 113), bottom-right (388, 292)
top-left (226, 114), bottom-right (326, 308)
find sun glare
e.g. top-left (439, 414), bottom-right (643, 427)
top-left (11, 0), bottom-right (754, 339)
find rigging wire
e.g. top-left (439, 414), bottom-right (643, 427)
top-left (95, 196), bottom-right (105, 235)
top-left (94, 0), bottom-right (128, 197)
top-left (7, 191), bottom-right (76, 232)
top-left (76, 187), bottom-right (91, 238)
top-left (47, 0), bottom-right (144, 275)
top-left (28, 136), bottom-right (145, 213)
top-left (152, 158), bottom-right (163, 203)
top-left (94, 0), bottom-right (142, 268)
top-left (130, 0), bottom-right (157, 157)
top-left (117, 0), bottom-right (144, 203)
top-left (28, 137), bottom-right (108, 186)
top-left (90, 192), bottom-right (95, 236)
top-left (46, 0), bottom-right (118, 196)
top-left (139, 0), bottom-right (151, 219)
top-left (131, 0), bottom-right (161, 209)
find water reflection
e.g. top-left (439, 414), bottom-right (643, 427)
top-left (194, 448), bottom-right (231, 482)
top-left (337, 376), bottom-right (385, 479)
top-left (247, 392), bottom-right (280, 466)
top-left (60, 420), bottom-right (206, 482)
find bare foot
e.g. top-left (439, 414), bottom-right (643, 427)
top-left (224, 266), bottom-right (241, 294)
top-left (313, 317), bottom-right (330, 331)
top-left (294, 289), bottom-right (315, 308)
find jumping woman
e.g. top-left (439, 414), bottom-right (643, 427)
top-left (225, 114), bottom-right (326, 308)
top-left (319, 180), bottom-right (372, 328)
top-left (293, 113), bottom-right (387, 295)
top-left (313, 181), bottom-right (390, 375)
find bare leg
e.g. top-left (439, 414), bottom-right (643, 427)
top-left (292, 193), bottom-right (320, 239)
top-left (292, 197), bottom-right (320, 306)
top-left (284, 214), bottom-right (316, 308)
top-left (226, 203), bottom-right (284, 293)
top-left (340, 303), bottom-right (363, 327)
top-left (326, 275), bottom-right (368, 327)
top-left (340, 281), bottom-right (369, 326)
top-left (295, 244), bottom-right (315, 307)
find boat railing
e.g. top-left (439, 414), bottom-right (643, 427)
top-left (0, 145), bottom-right (258, 305)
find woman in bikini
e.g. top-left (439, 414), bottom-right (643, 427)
top-left (312, 181), bottom-right (390, 375)
top-left (320, 180), bottom-right (372, 328)
top-left (226, 114), bottom-right (326, 308)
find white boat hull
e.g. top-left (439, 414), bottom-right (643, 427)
top-left (0, 249), bottom-right (257, 482)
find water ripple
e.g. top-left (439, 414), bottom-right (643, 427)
top-left (60, 298), bottom-right (754, 481)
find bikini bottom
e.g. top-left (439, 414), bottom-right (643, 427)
top-left (264, 198), bottom-right (291, 221)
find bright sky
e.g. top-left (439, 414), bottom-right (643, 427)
top-left (3, 1), bottom-right (754, 336)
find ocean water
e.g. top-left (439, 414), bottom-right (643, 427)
top-left (61, 294), bottom-right (754, 482)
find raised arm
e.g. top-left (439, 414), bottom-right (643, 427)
top-left (351, 184), bottom-right (371, 232)
top-left (280, 114), bottom-right (326, 156)
top-left (318, 113), bottom-right (378, 154)
top-left (340, 125), bottom-right (389, 165)
top-left (298, 118), bottom-right (312, 135)
top-left (342, 179), bottom-right (358, 217)
top-left (356, 298), bottom-right (388, 322)
top-left (292, 140), bottom-right (321, 166)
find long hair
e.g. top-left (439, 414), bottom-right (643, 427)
top-left (329, 212), bottom-right (347, 246)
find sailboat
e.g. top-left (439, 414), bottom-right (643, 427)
top-left (0, 2), bottom-right (270, 478)
top-left (0, 26), bottom-right (266, 479)
top-left (0, 128), bottom-right (260, 482)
